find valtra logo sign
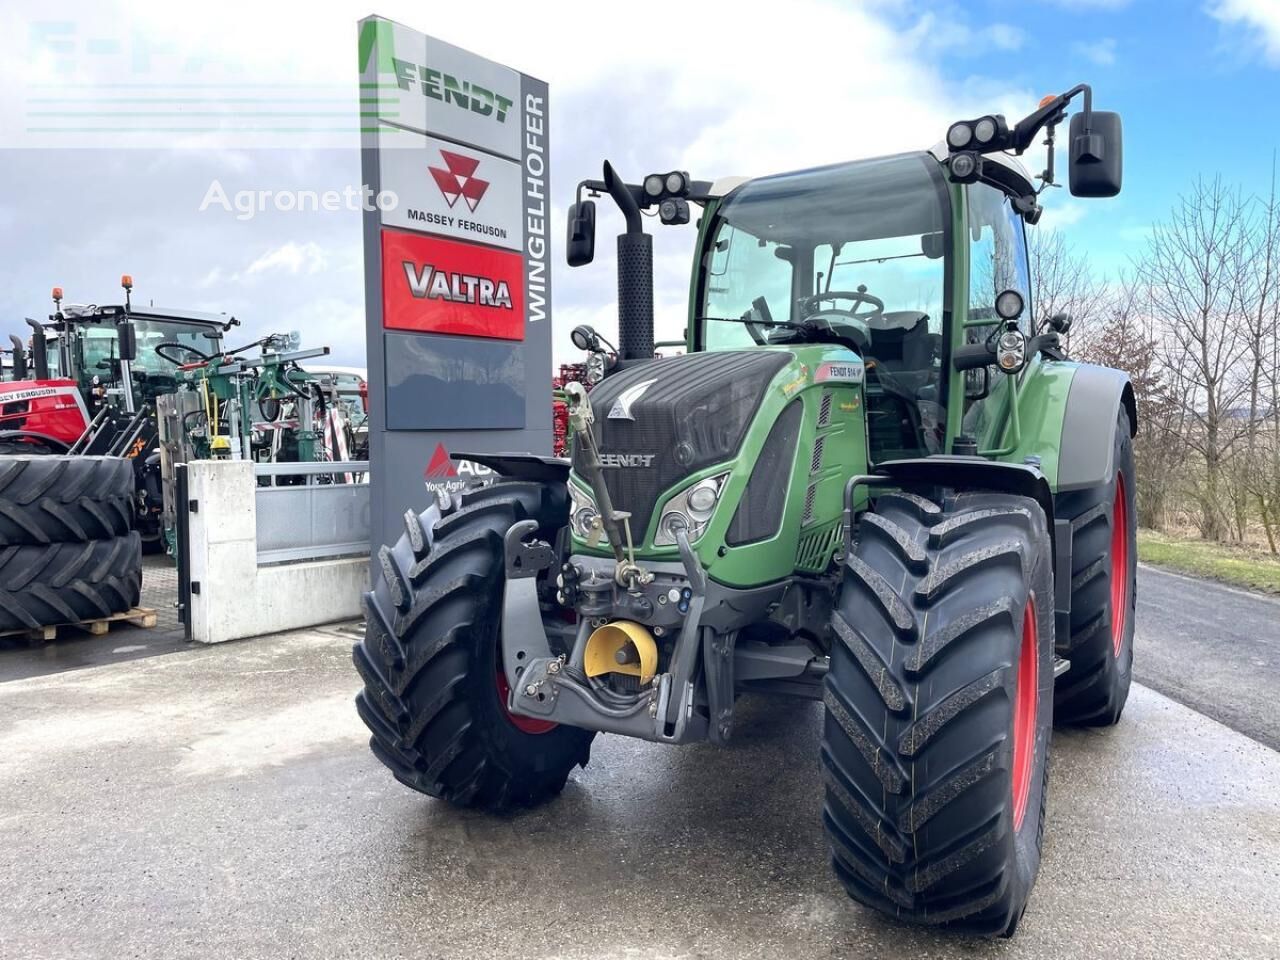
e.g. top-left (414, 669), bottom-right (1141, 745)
top-left (381, 227), bottom-right (525, 340)
top-left (430, 150), bottom-right (489, 212)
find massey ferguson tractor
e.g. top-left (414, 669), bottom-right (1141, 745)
top-left (353, 85), bottom-right (1135, 937)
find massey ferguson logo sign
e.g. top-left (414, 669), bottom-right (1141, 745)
top-left (379, 134), bottom-right (523, 252)
top-left (429, 150), bottom-right (489, 212)
top-left (382, 228), bottom-right (525, 340)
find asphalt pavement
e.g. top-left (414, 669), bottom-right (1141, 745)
top-left (1134, 563), bottom-right (1280, 750)
top-left (1, 618), bottom-right (1277, 959)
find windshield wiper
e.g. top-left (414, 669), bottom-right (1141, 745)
top-left (696, 316), bottom-right (806, 331)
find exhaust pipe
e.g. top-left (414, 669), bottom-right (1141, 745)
top-left (8, 335), bottom-right (26, 379)
top-left (603, 161), bottom-right (654, 362)
top-left (25, 318), bottom-right (48, 380)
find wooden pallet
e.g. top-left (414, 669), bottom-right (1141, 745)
top-left (0, 606), bottom-right (157, 643)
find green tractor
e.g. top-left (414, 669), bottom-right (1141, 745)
top-left (353, 85), bottom-right (1134, 936)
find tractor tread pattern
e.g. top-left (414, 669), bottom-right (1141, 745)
top-left (1052, 407), bottom-right (1136, 726)
top-left (0, 455), bottom-right (134, 545)
top-left (0, 533), bottom-right (142, 631)
top-left (821, 489), bottom-right (1052, 936)
top-left (352, 481), bottom-right (593, 812)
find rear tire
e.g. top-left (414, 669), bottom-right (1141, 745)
top-left (353, 481), bottom-right (594, 812)
top-left (1053, 408), bottom-right (1136, 726)
top-left (0, 455), bottom-right (133, 545)
top-left (0, 533), bottom-right (142, 631)
top-left (822, 490), bottom-right (1054, 936)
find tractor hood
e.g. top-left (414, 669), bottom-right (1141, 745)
top-left (572, 350), bottom-right (791, 542)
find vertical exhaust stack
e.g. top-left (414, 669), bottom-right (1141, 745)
top-left (603, 161), bottom-right (654, 361)
top-left (25, 318), bottom-right (48, 381)
top-left (8, 335), bottom-right (27, 380)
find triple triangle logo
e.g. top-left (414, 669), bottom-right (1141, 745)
top-left (428, 150), bottom-right (489, 213)
top-left (424, 443), bottom-right (457, 479)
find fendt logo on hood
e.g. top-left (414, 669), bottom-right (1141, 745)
top-left (429, 150), bottom-right (489, 212)
top-left (598, 453), bottom-right (656, 468)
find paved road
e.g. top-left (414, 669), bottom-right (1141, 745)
top-left (1, 625), bottom-right (1278, 960)
top-left (1135, 564), bottom-right (1280, 750)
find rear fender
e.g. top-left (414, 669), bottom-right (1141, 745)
top-left (1054, 364), bottom-right (1136, 492)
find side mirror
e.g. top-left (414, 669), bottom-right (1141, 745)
top-left (1068, 110), bottom-right (1122, 198)
top-left (566, 199), bottom-right (596, 267)
top-left (1048, 312), bottom-right (1072, 334)
top-left (116, 321), bottom-right (137, 361)
top-left (920, 232), bottom-right (945, 260)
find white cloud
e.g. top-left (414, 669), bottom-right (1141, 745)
top-left (245, 241), bottom-right (328, 276)
top-left (1038, 199), bottom-right (1089, 233)
top-left (1209, 0), bottom-right (1280, 65)
top-left (1, 0), bottom-right (1055, 367)
top-left (1074, 37), bottom-right (1118, 64)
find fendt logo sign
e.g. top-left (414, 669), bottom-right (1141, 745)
top-left (382, 228), bottom-right (525, 340)
top-left (429, 150), bottom-right (489, 212)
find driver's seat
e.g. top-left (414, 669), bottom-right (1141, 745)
top-left (866, 312), bottom-right (938, 376)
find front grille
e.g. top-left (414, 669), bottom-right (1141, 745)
top-left (574, 351), bottom-right (791, 541)
top-left (726, 400), bottom-right (802, 546)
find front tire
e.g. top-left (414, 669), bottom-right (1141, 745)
top-left (821, 490), bottom-right (1054, 936)
top-left (1053, 407), bottom-right (1136, 725)
top-left (353, 481), bottom-right (594, 812)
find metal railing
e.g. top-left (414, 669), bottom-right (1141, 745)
top-left (253, 460), bottom-right (370, 564)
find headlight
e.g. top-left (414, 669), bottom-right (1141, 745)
top-left (654, 473), bottom-right (729, 547)
top-left (569, 482), bottom-right (606, 544)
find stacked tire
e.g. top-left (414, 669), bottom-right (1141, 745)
top-left (0, 456), bottom-right (142, 633)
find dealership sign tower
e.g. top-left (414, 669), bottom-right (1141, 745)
top-left (358, 15), bottom-right (552, 553)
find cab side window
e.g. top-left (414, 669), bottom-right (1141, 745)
top-left (967, 183), bottom-right (1032, 332)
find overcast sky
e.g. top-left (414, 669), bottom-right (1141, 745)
top-left (3, 0), bottom-right (1280, 369)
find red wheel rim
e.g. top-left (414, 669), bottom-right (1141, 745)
top-left (1110, 473), bottom-right (1129, 657)
top-left (495, 669), bottom-right (557, 735)
top-left (1011, 596), bottom-right (1039, 832)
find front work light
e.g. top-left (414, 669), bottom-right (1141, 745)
top-left (947, 122), bottom-right (973, 149)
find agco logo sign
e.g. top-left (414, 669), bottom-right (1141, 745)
top-left (429, 150), bottom-right (490, 212)
top-left (423, 443), bottom-right (495, 496)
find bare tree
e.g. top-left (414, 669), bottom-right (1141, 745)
top-left (1235, 162), bottom-right (1280, 550)
top-left (1138, 177), bottom-right (1252, 540)
top-left (1077, 275), bottom-right (1185, 528)
top-left (1029, 229), bottom-right (1108, 347)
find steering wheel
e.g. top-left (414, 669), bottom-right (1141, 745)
top-left (155, 341), bottom-right (211, 366)
top-left (799, 286), bottom-right (886, 325)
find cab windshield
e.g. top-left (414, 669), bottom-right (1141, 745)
top-left (698, 152), bottom-right (951, 458)
top-left (77, 319), bottom-right (221, 384)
